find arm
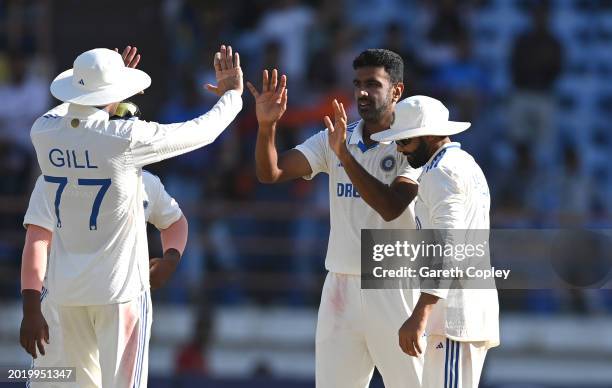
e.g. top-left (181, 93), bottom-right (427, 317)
top-left (149, 215), bottom-right (188, 290)
top-left (325, 100), bottom-right (418, 221)
top-left (131, 45), bottom-right (243, 167)
top-left (398, 169), bottom-right (467, 357)
top-left (248, 69), bottom-right (313, 183)
top-left (20, 225), bottom-right (51, 359)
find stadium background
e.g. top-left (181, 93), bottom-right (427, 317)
top-left (1, 0), bottom-right (611, 387)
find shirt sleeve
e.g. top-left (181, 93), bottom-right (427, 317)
top-left (294, 129), bottom-right (330, 180)
top-left (144, 175), bottom-right (183, 230)
top-left (396, 156), bottom-right (422, 183)
top-left (129, 90), bottom-right (242, 167)
top-left (421, 167), bottom-right (467, 229)
top-left (420, 167), bottom-right (467, 300)
top-left (23, 176), bottom-right (55, 232)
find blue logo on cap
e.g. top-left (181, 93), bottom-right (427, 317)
top-left (79, 79), bottom-right (85, 86)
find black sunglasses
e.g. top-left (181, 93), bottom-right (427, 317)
top-left (395, 138), bottom-right (413, 146)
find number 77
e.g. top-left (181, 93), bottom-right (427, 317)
top-left (44, 176), bottom-right (112, 230)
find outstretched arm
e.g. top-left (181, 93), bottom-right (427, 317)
top-left (248, 69), bottom-right (313, 183)
top-left (131, 44), bottom-right (243, 167)
top-left (325, 100), bottom-right (418, 221)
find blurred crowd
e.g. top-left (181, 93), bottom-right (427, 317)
top-left (1, 0), bottom-right (611, 331)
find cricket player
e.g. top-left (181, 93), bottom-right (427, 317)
top-left (362, 96), bottom-right (499, 388)
top-left (21, 44), bottom-right (242, 387)
top-left (23, 169), bottom-right (186, 388)
top-left (248, 49), bottom-right (423, 387)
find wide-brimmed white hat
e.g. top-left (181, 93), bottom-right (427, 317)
top-left (371, 95), bottom-right (470, 143)
top-left (50, 48), bottom-right (151, 106)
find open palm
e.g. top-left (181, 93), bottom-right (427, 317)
top-left (247, 69), bottom-right (287, 126)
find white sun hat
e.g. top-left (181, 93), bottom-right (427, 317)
top-left (371, 95), bottom-right (471, 143)
top-left (50, 48), bottom-right (151, 106)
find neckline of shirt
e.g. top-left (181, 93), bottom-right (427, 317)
top-left (65, 103), bottom-right (110, 121)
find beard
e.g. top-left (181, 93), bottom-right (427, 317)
top-left (403, 138), bottom-right (430, 168)
top-left (357, 95), bottom-right (392, 122)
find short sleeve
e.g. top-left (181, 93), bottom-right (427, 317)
top-left (294, 129), bottom-right (330, 180)
top-left (143, 173), bottom-right (183, 230)
top-left (23, 176), bottom-right (55, 232)
top-left (421, 166), bottom-right (467, 229)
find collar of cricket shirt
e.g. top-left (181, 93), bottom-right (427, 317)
top-left (424, 141), bottom-right (462, 172)
top-left (66, 104), bottom-right (110, 121)
top-left (347, 120), bottom-right (380, 153)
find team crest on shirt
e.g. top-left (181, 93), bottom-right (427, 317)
top-left (381, 155), bottom-right (395, 172)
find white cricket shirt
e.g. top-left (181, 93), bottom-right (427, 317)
top-left (24, 171), bottom-right (183, 297)
top-left (415, 142), bottom-right (499, 347)
top-left (295, 120), bottom-right (421, 275)
top-left (29, 91), bottom-right (241, 305)
top-left (25, 170), bottom-right (183, 232)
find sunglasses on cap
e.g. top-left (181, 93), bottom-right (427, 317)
top-left (395, 138), bottom-right (414, 146)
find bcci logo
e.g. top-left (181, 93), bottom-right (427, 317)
top-left (381, 155), bottom-right (395, 172)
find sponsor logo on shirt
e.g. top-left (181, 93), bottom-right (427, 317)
top-left (337, 183), bottom-right (360, 198)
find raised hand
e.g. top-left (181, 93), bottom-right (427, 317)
top-left (114, 46), bottom-right (141, 68)
top-left (206, 45), bottom-right (243, 96)
top-left (246, 69), bottom-right (288, 127)
top-left (324, 99), bottom-right (348, 158)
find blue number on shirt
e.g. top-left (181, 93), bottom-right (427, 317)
top-left (43, 175), bottom-right (68, 228)
top-left (77, 179), bottom-right (112, 230)
top-left (43, 177), bottom-right (112, 230)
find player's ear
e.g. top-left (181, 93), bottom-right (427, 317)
top-left (393, 82), bottom-right (404, 103)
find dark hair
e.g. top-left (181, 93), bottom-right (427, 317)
top-left (352, 49), bottom-right (404, 84)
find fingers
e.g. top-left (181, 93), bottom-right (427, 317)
top-left (219, 45), bottom-right (228, 71)
top-left (44, 324), bottom-right (50, 344)
top-left (399, 333), bottom-right (409, 355)
top-left (280, 88), bottom-right (288, 108)
top-left (125, 46), bottom-right (138, 67)
top-left (262, 70), bottom-right (269, 92)
top-left (26, 338), bottom-right (36, 358)
top-left (271, 69), bottom-right (278, 91)
top-left (246, 81), bottom-right (259, 98)
top-left (276, 74), bottom-right (287, 97)
top-left (234, 52), bottom-right (240, 68)
top-left (414, 336), bottom-right (422, 355)
top-left (36, 334), bottom-right (46, 356)
top-left (226, 45), bottom-right (233, 67)
top-left (324, 116), bottom-right (334, 133)
top-left (205, 84), bottom-right (220, 96)
top-left (214, 52), bottom-right (222, 73)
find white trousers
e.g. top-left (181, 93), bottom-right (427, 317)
top-left (422, 335), bottom-right (488, 388)
top-left (315, 272), bottom-right (423, 388)
top-left (29, 288), bottom-right (74, 388)
top-left (31, 290), bottom-right (152, 388)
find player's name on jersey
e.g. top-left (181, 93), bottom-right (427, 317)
top-left (49, 148), bottom-right (98, 169)
top-left (372, 266), bottom-right (511, 280)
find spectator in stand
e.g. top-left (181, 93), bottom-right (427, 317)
top-left (509, 1), bottom-right (564, 165)
top-left (0, 50), bottom-right (49, 152)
